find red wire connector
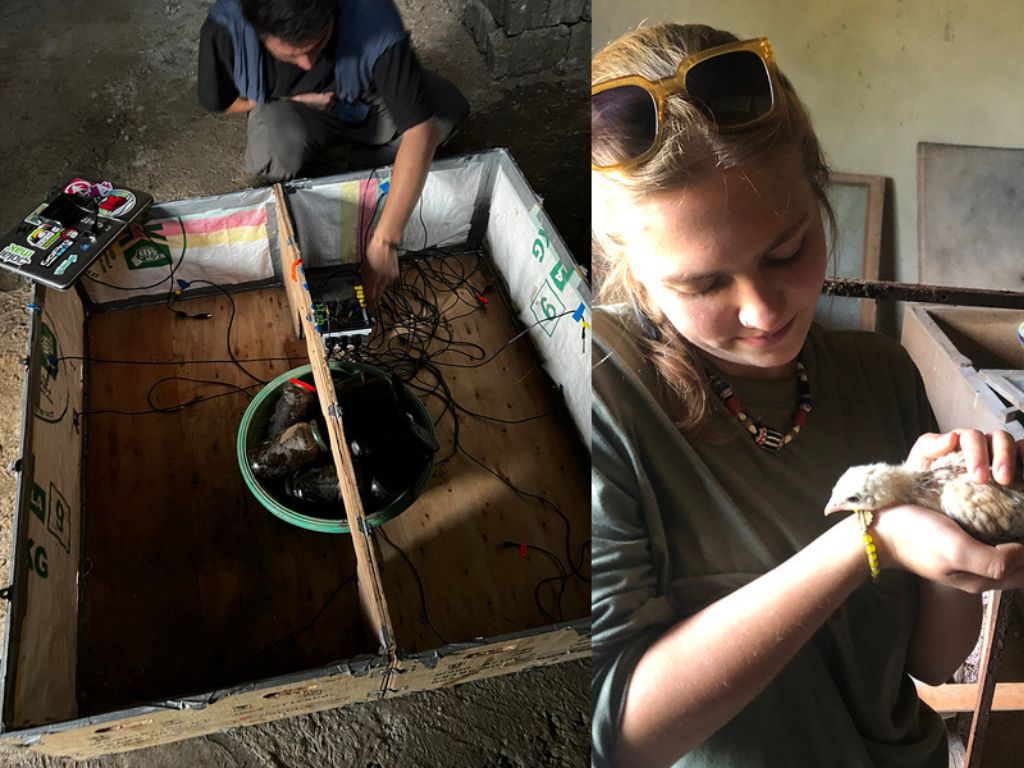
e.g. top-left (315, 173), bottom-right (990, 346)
top-left (289, 377), bottom-right (316, 393)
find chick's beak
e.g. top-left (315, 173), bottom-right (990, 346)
top-left (824, 496), bottom-right (857, 517)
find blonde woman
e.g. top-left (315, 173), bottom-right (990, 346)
top-left (591, 23), bottom-right (1024, 768)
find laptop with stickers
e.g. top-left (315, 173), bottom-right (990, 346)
top-left (0, 176), bottom-right (152, 290)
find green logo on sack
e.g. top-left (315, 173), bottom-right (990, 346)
top-left (123, 240), bottom-right (172, 270)
top-left (27, 481), bottom-right (70, 554)
top-left (39, 323), bottom-right (58, 382)
top-left (35, 321), bottom-right (68, 423)
top-left (530, 279), bottom-right (566, 338)
top-left (30, 482), bottom-right (45, 523)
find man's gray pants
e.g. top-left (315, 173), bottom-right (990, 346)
top-left (244, 71), bottom-right (469, 182)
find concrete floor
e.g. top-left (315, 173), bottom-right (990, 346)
top-left (0, 0), bottom-right (590, 765)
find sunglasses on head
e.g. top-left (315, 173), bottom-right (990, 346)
top-left (592, 37), bottom-right (780, 172)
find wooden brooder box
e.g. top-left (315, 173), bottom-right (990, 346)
top-left (902, 305), bottom-right (1024, 440)
top-left (0, 150), bottom-right (591, 757)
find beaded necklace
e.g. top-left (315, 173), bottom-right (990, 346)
top-left (708, 360), bottom-right (811, 451)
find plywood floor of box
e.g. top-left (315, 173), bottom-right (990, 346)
top-left (355, 251), bottom-right (591, 652)
top-left (81, 287), bottom-right (374, 716)
top-left (79, 252), bottom-right (591, 713)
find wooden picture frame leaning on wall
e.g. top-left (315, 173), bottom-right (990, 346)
top-left (817, 171), bottom-right (885, 332)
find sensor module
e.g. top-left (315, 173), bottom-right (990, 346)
top-left (308, 265), bottom-right (374, 353)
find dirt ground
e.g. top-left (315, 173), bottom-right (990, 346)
top-left (0, 0), bottom-right (589, 765)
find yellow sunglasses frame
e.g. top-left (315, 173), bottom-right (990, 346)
top-left (591, 37), bottom-right (780, 172)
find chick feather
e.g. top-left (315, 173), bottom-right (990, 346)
top-left (825, 452), bottom-right (1024, 544)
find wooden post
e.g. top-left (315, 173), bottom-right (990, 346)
top-left (272, 184), bottom-right (396, 658)
top-left (965, 590), bottom-right (1015, 768)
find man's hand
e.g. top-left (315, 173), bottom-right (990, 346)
top-left (361, 234), bottom-right (399, 307)
top-left (288, 91), bottom-right (336, 111)
top-left (224, 96), bottom-right (258, 115)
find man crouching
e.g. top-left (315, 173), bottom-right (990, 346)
top-left (198, 0), bottom-right (469, 302)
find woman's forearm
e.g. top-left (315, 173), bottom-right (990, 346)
top-left (617, 515), bottom-right (867, 767)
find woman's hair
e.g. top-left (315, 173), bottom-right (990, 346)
top-left (592, 23), bottom-right (835, 435)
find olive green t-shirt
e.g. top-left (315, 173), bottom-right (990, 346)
top-left (591, 307), bottom-right (946, 768)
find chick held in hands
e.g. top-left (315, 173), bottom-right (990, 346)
top-left (826, 451), bottom-right (1024, 544)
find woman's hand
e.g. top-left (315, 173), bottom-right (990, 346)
top-left (872, 504), bottom-right (1024, 593)
top-left (873, 428), bottom-right (1024, 593)
top-left (907, 428), bottom-right (1020, 486)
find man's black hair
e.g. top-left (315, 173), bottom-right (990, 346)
top-left (240, 0), bottom-right (335, 44)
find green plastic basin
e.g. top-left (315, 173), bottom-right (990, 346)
top-left (237, 362), bottom-right (435, 534)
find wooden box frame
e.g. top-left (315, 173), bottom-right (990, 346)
top-left (0, 150), bottom-right (592, 758)
top-left (902, 305), bottom-right (1024, 441)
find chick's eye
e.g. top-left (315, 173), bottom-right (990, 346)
top-left (846, 495), bottom-right (860, 503)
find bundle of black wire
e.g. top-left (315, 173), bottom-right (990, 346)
top-left (315, 245), bottom-right (489, 383)
top-left (318, 245), bottom-right (591, 622)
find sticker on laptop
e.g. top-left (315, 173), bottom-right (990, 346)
top-left (42, 239), bottom-right (74, 268)
top-left (64, 178), bottom-right (112, 198)
top-left (0, 243), bottom-right (34, 266)
top-left (27, 224), bottom-right (62, 250)
top-left (96, 190), bottom-right (136, 218)
top-left (53, 254), bottom-right (79, 277)
top-left (64, 178), bottom-right (92, 196)
top-left (24, 202), bottom-right (48, 227)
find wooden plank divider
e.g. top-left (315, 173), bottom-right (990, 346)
top-left (272, 184), bottom-right (395, 658)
